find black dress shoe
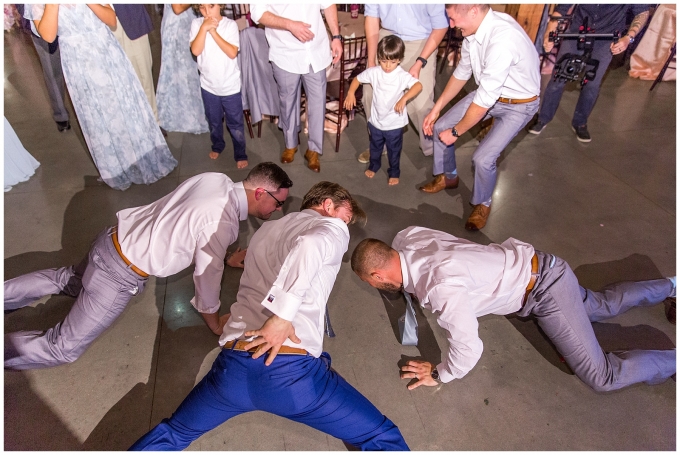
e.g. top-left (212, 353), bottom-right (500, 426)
top-left (56, 120), bottom-right (71, 132)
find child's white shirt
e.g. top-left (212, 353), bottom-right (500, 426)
top-left (190, 16), bottom-right (241, 96)
top-left (356, 66), bottom-right (419, 131)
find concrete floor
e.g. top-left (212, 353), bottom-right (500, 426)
top-left (4, 12), bottom-right (676, 451)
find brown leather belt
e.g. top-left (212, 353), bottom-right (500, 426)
top-left (523, 253), bottom-right (539, 304)
top-left (223, 340), bottom-right (309, 356)
top-left (498, 95), bottom-right (538, 104)
top-left (111, 228), bottom-right (149, 277)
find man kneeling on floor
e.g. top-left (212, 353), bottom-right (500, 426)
top-left (351, 226), bottom-right (676, 392)
top-left (130, 182), bottom-right (409, 451)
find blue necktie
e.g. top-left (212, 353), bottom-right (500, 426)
top-left (399, 292), bottom-right (418, 345)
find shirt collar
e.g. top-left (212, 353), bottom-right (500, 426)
top-left (233, 182), bottom-right (248, 221)
top-left (398, 251), bottom-right (412, 293)
top-left (301, 209), bottom-right (350, 233)
top-left (469, 8), bottom-right (494, 45)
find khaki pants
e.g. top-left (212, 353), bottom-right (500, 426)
top-left (363, 29), bottom-right (436, 156)
top-left (111, 18), bottom-right (158, 122)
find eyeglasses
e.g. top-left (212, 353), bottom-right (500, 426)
top-left (264, 189), bottom-right (285, 208)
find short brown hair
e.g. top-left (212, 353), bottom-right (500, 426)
top-left (243, 162), bottom-right (293, 191)
top-left (300, 181), bottom-right (366, 226)
top-left (446, 4), bottom-right (490, 14)
top-left (191, 4), bottom-right (228, 16)
top-left (351, 238), bottom-right (394, 277)
top-left (377, 35), bottom-right (405, 62)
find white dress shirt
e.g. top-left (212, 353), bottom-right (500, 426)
top-left (250, 4), bottom-right (333, 75)
top-left (357, 66), bottom-right (420, 131)
top-left (392, 226), bottom-right (535, 383)
top-left (220, 210), bottom-right (349, 358)
top-left (116, 173), bottom-right (248, 314)
top-left (453, 9), bottom-right (541, 109)
top-left (189, 16), bottom-right (241, 96)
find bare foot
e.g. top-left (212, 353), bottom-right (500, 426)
top-left (365, 170), bottom-right (375, 178)
top-left (236, 160), bottom-right (248, 169)
top-left (209, 151), bottom-right (220, 160)
top-left (388, 177), bottom-right (399, 186)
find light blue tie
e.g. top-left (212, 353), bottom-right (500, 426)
top-left (399, 292), bottom-right (418, 345)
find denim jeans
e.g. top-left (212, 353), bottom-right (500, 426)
top-left (537, 39), bottom-right (614, 127)
top-left (201, 88), bottom-right (247, 161)
top-left (368, 122), bottom-right (403, 178)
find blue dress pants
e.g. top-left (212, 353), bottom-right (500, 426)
top-left (129, 349), bottom-right (409, 451)
top-left (537, 38), bottom-right (614, 127)
top-left (368, 122), bottom-right (403, 178)
top-left (520, 251), bottom-right (676, 392)
top-left (201, 88), bottom-right (247, 161)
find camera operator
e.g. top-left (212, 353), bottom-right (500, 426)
top-left (529, 5), bottom-right (649, 142)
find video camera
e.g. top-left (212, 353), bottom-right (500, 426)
top-left (547, 16), bottom-right (620, 87)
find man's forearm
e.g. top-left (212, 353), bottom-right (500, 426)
top-left (433, 76), bottom-right (467, 113)
top-left (200, 311), bottom-right (221, 335)
top-left (323, 5), bottom-right (339, 36)
top-left (257, 11), bottom-right (291, 32)
top-left (627, 11), bottom-right (649, 38)
top-left (419, 28), bottom-right (448, 60)
top-left (365, 16), bottom-right (380, 67)
top-left (453, 102), bottom-right (488, 136)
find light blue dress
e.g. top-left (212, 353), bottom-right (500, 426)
top-left (4, 117), bottom-right (40, 192)
top-left (24, 4), bottom-right (177, 191)
top-left (156, 4), bottom-right (209, 134)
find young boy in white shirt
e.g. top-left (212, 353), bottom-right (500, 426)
top-left (344, 35), bottom-right (422, 185)
top-left (190, 4), bottom-right (248, 168)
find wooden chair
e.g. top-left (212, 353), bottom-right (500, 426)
top-left (325, 36), bottom-right (368, 153)
top-left (650, 42), bottom-right (676, 91)
top-left (438, 27), bottom-right (464, 74)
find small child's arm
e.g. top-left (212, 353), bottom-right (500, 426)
top-left (343, 78), bottom-right (362, 111)
top-left (395, 81), bottom-right (422, 114)
top-left (190, 16), bottom-right (218, 56)
top-left (210, 28), bottom-right (239, 59)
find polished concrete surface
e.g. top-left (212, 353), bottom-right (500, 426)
top-left (4, 14), bottom-right (676, 451)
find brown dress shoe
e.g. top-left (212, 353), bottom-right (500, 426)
top-left (419, 174), bottom-right (459, 193)
top-left (666, 298), bottom-right (676, 325)
top-left (465, 204), bottom-right (491, 231)
top-left (281, 146), bottom-right (297, 164)
top-left (304, 149), bottom-right (321, 173)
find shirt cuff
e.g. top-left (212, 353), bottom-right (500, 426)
top-left (436, 361), bottom-right (457, 383)
top-left (261, 285), bottom-right (303, 321)
top-left (190, 296), bottom-right (221, 315)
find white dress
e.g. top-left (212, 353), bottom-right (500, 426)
top-left (4, 117), bottom-right (40, 192)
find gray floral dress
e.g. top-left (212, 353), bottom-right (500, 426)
top-left (157, 4), bottom-right (209, 134)
top-left (25, 4), bottom-right (177, 191)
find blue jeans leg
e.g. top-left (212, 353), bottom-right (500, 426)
top-left (368, 122), bottom-right (385, 173)
top-left (201, 88), bottom-right (226, 153)
top-left (220, 91), bottom-right (247, 162)
top-left (383, 127), bottom-right (403, 179)
top-left (572, 40), bottom-right (612, 127)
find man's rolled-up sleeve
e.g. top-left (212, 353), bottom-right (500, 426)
top-left (190, 224), bottom-right (233, 314)
top-left (262, 227), bottom-right (339, 321)
top-left (428, 285), bottom-right (484, 383)
top-left (249, 4), bottom-right (269, 24)
top-left (471, 35), bottom-right (515, 108)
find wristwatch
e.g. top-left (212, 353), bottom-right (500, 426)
top-left (431, 367), bottom-right (441, 382)
top-left (332, 35), bottom-right (343, 41)
top-left (625, 33), bottom-right (635, 44)
top-left (416, 56), bottom-right (428, 67)
top-left (451, 127), bottom-right (460, 138)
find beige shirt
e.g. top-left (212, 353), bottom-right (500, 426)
top-left (393, 226), bottom-right (535, 383)
top-left (220, 210), bottom-right (349, 358)
top-left (116, 173), bottom-right (248, 314)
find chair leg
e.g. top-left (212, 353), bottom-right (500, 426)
top-left (257, 120), bottom-right (262, 138)
top-left (243, 110), bottom-right (254, 139)
top-left (650, 43), bottom-right (676, 91)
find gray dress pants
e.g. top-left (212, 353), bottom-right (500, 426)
top-left (4, 226), bottom-right (147, 370)
top-left (30, 33), bottom-right (69, 123)
top-left (432, 91), bottom-right (539, 206)
top-left (271, 62), bottom-right (326, 154)
top-left (519, 251), bottom-right (676, 392)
